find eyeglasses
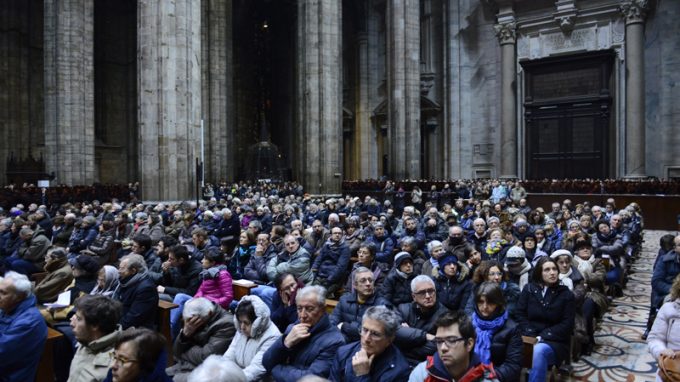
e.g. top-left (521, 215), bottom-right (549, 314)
top-left (112, 353), bottom-right (138, 366)
top-left (488, 271), bottom-right (503, 277)
top-left (434, 336), bottom-right (466, 347)
top-left (413, 288), bottom-right (436, 297)
top-left (360, 326), bottom-right (385, 340)
top-left (356, 277), bottom-right (374, 284)
top-left (296, 305), bottom-right (319, 314)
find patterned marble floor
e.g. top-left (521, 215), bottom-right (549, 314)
top-left (563, 230), bottom-right (671, 382)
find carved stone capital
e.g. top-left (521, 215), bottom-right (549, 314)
top-left (494, 21), bottom-right (516, 45)
top-left (620, 0), bottom-right (649, 25)
top-left (420, 72), bottom-right (435, 96)
top-left (553, 0), bottom-right (578, 33)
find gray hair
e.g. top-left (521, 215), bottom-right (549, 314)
top-left (183, 297), bottom-right (216, 319)
top-left (121, 254), bottom-right (147, 273)
top-left (353, 266), bottom-right (373, 283)
top-left (19, 228), bottom-right (33, 238)
top-left (296, 285), bottom-right (326, 307)
top-left (362, 306), bottom-right (401, 338)
top-left (248, 220), bottom-right (262, 230)
top-left (0, 271), bottom-right (32, 298)
top-left (427, 240), bottom-right (443, 253)
top-left (187, 355), bottom-right (246, 382)
top-left (410, 275), bottom-right (435, 293)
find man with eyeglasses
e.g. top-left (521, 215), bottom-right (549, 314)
top-left (409, 310), bottom-right (499, 382)
top-left (330, 306), bottom-right (410, 382)
top-left (263, 285), bottom-right (345, 381)
top-left (330, 267), bottom-right (391, 343)
top-left (394, 275), bottom-right (448, 366)
top-left (311, 227), bottom-right (351, 297)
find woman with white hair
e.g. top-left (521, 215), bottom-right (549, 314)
top-left (224, 295), bottom-right (281, 381)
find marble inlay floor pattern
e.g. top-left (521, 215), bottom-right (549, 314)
top-left (563, 230), bottom-right (669, 382)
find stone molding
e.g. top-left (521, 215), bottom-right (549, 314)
top-left (494, 21), bottom-right (517, 45)
top-left (620, 0), bottom-right (648, 25)
top-left (553, 0), bottom-right (578, 33)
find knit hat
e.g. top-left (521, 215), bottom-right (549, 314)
top-left (439, 254), bottom-right (459, 269)
top-left (567, 220), bottom-right (580, 229)
top-left (69, 255), bottom-right (101, 275)
top-left (135, 212), bottom-right (148, 221)
top-left (550, 249), bottom-right (573, 260)
top-left (513, 219), bottom-right (529, 229)
top-left (505, 246), bottom-right (526, 265)
top-left (394, 252), bottom-right (413, 268)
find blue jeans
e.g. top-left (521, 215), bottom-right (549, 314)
top-left (529, 342), bottom-right (556, 382)
top-left (250, 285), bottom-right (277, 309)
top-left (170, 293), bottom-right (193, 340)
top-left (606, 266), bottom-right (622, 285)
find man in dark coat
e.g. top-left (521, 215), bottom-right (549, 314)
top-left (651, 235), bottom-right (680, 309)
top-left (312, 227), bottom-right (351, 296)
top-left (329, 306), bottom-right (410, 382)
top-left (379, 252), bottom-right (416, 306)
top-left (243, 233), bottom-right (279, 284)
top-left (262, 285), bottom-right (345, 381)
top-left (131, 234), bottom-right (163, 283)
top-left (115, 254), bottom-right (159, 329)
top-left (367, 223), bottom-right (396, 265)
top-left (331, 267), bottom-right (391, 343)
top-left (157, 245), bottom-right (203, 301)
top-left (394, 275), bottom-right (448, 366)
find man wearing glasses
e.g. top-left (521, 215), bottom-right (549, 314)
top-left (263, 285), bottom-right (345, 381)
top-left (409, 310), bottom-right (499, 382)
top-left (394, 275), bottom-right (448, 366)
top-left (329, 306), bottom-right (410, 381)
top-left (330, 267), bottom-right (391, 342)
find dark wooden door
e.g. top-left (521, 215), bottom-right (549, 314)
top-left (521, 51), bottom-right (614, 180)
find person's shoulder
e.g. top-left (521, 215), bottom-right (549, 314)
top-left (408, 360), bottom-right (428, 382)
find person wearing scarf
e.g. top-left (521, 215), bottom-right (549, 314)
top-left (435, 253), bottom-right (472, 311)
top-left (228, 231), bottom-right (256, 279)
top-left (91, 264), bottom-right (120, 297)
top-left (115, 254), bottom-right (159, 330)
top-left (504, 246), bottom-right (532, 292)
top-left (471, 282), bottom-right (522, 382)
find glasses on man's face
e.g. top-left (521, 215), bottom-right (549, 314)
top-left (360, 326), bottom-right (385, 340)
top-left (413, 288), bottom-right (436, 297)
top-left (434, 336), bottom-right (466, 347)
top-left (112, 353), bottom-right (138, 366)
top-left (356, 277), bottom-right (374, 284)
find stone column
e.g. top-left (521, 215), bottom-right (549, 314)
top-left (201, 0), bottom-right (233, 183)
top-left (495, 4), bottom-right (517, 179)
top-left (44, 0), bottom-right (95, 185)
top-left (354, 31), bottom-right (378, 179)
top-left (138, 0), bottom-right (201, 200)
top-left (386, 0), bottom-right (420, 179)
top-left (296, 0), bottom-right (342, 194)
top-left (621, 0), bottom-right (648, 178)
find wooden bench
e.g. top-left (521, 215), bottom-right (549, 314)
top-left (325, 299), bottom-right (338, 314)
top-left (35, 327), bottom-right (63, 382)
top-left (521, 336), bottom-right (556, 382)
top-left (157, 300), bottom-right (179, 366)
top-left (233, 279), bottom-right (258, 300)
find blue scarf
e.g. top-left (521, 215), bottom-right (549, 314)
top-left (472, 310), bottom-right (508, 364)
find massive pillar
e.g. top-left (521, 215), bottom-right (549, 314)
top-left (495, 3), bottom-right (517, 179)
top-left (621, 0), bottom-right (648, 178)
top-left (138, 0), bottom-right (201, 200)
top-left (387, 0), bottom-right (420, 179)
top-left (296, 0), bottom-right (342, 194)
top-left (201, 0), bottom-right (233, 183)
top-left (354, 30), bottom-right (379, 179)
top-left (44, 0), bottom-right (95, 185)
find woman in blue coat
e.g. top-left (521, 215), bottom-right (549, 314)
top-left (471, 281), bottom-right (522, 382)
top-left (515, 257), bottom-right (575, 382)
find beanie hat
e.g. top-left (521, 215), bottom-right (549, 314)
top-left (394, 252), bottom-right (413, 268)
top-left (439, 254), bottom-right (459, 269)
top-left (505, 246), bottom-right (526, 265)
top-left (550, 249), bottom-right (573, 260)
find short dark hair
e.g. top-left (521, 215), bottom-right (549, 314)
top-left (358, 241), bottom-right (376, 257)
top-left (235, 300), bottom-right (256, 323)
top-left (115, 328), bottom-right (166, 374)
top-left (159, 235), bottom-right (178, 248)
top-left (168, 245), bottom-right (191, 262)
top-left (192, 228), bottom-right (208, 239)
top-left (274, 272), bottom-right (296, 290)
top-left (203, 247), bottom-right (224, 264)
top-left (434, 310), bottom-right (476, 342)
top-left (531, 256), bottom-right (557, 284)
top-left (474, 282), bottom-right (506, 311)
top-left (271, 225), bottom-right (288, 238)
top-left (133, 234), bottom-right (152, 251)
top-left (75, 295), bottom-right (123, 334)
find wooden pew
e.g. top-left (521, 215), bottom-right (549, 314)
top-left (233, 279), bottom-right (258, 300)
top-left (325, 299), bottom-right (338, 314)
top-left (35, 327), bottom-right (63, 382)
top-left (520, 336), bottom-right (556, 382)
top-left (157, 300), bottom-right (179, 366)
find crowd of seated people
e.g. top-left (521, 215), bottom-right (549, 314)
top-left (0, 178), bottom-right (661, 381)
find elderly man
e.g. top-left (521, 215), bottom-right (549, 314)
top-left (409, 311), bottom-right (498, 382)
top-left (34, 248), bottom-right (74, 303)
top-left (331, 267), bottom-right (391, 343)
top-left (267, 234), bottom-right (314, 284)
top-left (166, 297), bottom-right (236, 382)
top-left (0, 271), bottom-right (48, 381)
top-left (262, 285), bottom-right (346, 381)
top-left (394, 275), bottom-right (448, 366)
top-left (312, 226), bottom-right (351, 296)
top-left (442, 226), bottom-right (467, 254)
top-left (330, 306), bottom-right (410, 382)
top-left (6, 226), bottom-right (50, 274)
top-left (468, 218), bottom-right (488, 253)
top-left (115, 254), bottom-right (159, 329)
top-left (68, 295), bottom-right (123, 382)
